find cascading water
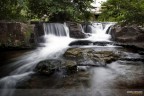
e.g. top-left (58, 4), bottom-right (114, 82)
top-left (85, 22), bottom-right (116, 41)
top-left (43, 23), bottom-right (69, 37)
top-left (0, 22), bottom-right (116, 96)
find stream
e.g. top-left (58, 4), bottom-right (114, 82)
top-left (0, 22), bottom-right (144, 96)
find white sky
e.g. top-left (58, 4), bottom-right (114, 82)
top-left (91, 0), bottom-right (107, 7)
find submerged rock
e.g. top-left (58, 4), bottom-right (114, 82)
top-left (35, 59), bottom-right (77, 75)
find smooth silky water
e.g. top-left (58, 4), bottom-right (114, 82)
top-left (0, 22), bottom-right (144, 96)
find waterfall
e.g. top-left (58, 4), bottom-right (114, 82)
top-left (0, 22), bottom-right (116, 96)
top-left (0, 23), bottom-right (74, 96)
top-left (85, 22), bottom-right (116, 41)
top-left (91, 23), bottom-right (104, 33)
top-left (43, 23), bottom-right (69, 37)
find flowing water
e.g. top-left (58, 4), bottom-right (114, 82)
top-left (0, 22), bottom-right (144, 96)
top-left (83, 22), bottom-right (115, 42)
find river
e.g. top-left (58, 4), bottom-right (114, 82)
top-left (0, 22), bottom-right (144, 96)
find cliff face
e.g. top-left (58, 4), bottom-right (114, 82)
top-left (0, 22), bottom-right (35, 49)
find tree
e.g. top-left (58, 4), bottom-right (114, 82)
top-left (98, 0), bottom-right (144, 26)
top-left (27, 0), bottom-right (93, 22)
top-left (0, 0), bottom-right (28, 20)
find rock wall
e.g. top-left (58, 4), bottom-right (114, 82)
top-left (0, 22), bottom-right (35, 49)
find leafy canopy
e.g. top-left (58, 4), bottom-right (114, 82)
top-left (0, 0), bottom-right (28, 20)
top-left (98, 0), bottom-right (144, 26)
top-left (0, 0), bottom-right (93, 22)
top-left (28, 0), bottom-right (93, 22)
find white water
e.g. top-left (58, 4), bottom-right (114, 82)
top-left (0, 22), bottom-right (115, 96)
top-left (43, 23), bottom-right (69, 36)
top-left (85, 22), bottom-right (115, 42)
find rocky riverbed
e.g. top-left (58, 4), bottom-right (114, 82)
top-left (2, 46), bottom-right (141, 96)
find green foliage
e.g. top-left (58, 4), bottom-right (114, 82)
top-left (98, 0), bottom-right (144, 26)
top-left (0, 0), bottom-right (93, 22)
top-left (27, 0), bottom-right (93, 22)
top-left (0, 0), bottom-right (28, 21)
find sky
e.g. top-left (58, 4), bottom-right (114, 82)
top-left (91, 0), bottom-right (107, 7)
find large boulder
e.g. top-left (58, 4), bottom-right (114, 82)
top-left (66, 21), bottom-right (86, 38)
top-left (35, 59), bottom-right (77, 75)
top-left (64, 48), bottom-right (120, 66)
top-left (111, 25), bottom-right (144, 43)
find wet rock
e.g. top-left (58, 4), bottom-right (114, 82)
top-left (92, 51), bottom-right (120, 64)
top-left (119, 58), bottom-right (144, 62)
top-left (63, 48), bottom-right (86, 59)
top-left (93, 41), bottom-right (113, 46)
top-left (35, 59), bottom-right (77, 75)
top-left (69, 40), bottom-right (114, 46)
top-left (69, 40), bottom-right (93, 46)
top-left (64, 48), bottom-right (120, 65)
top-left (62, 60), bottom-right (77, 74)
